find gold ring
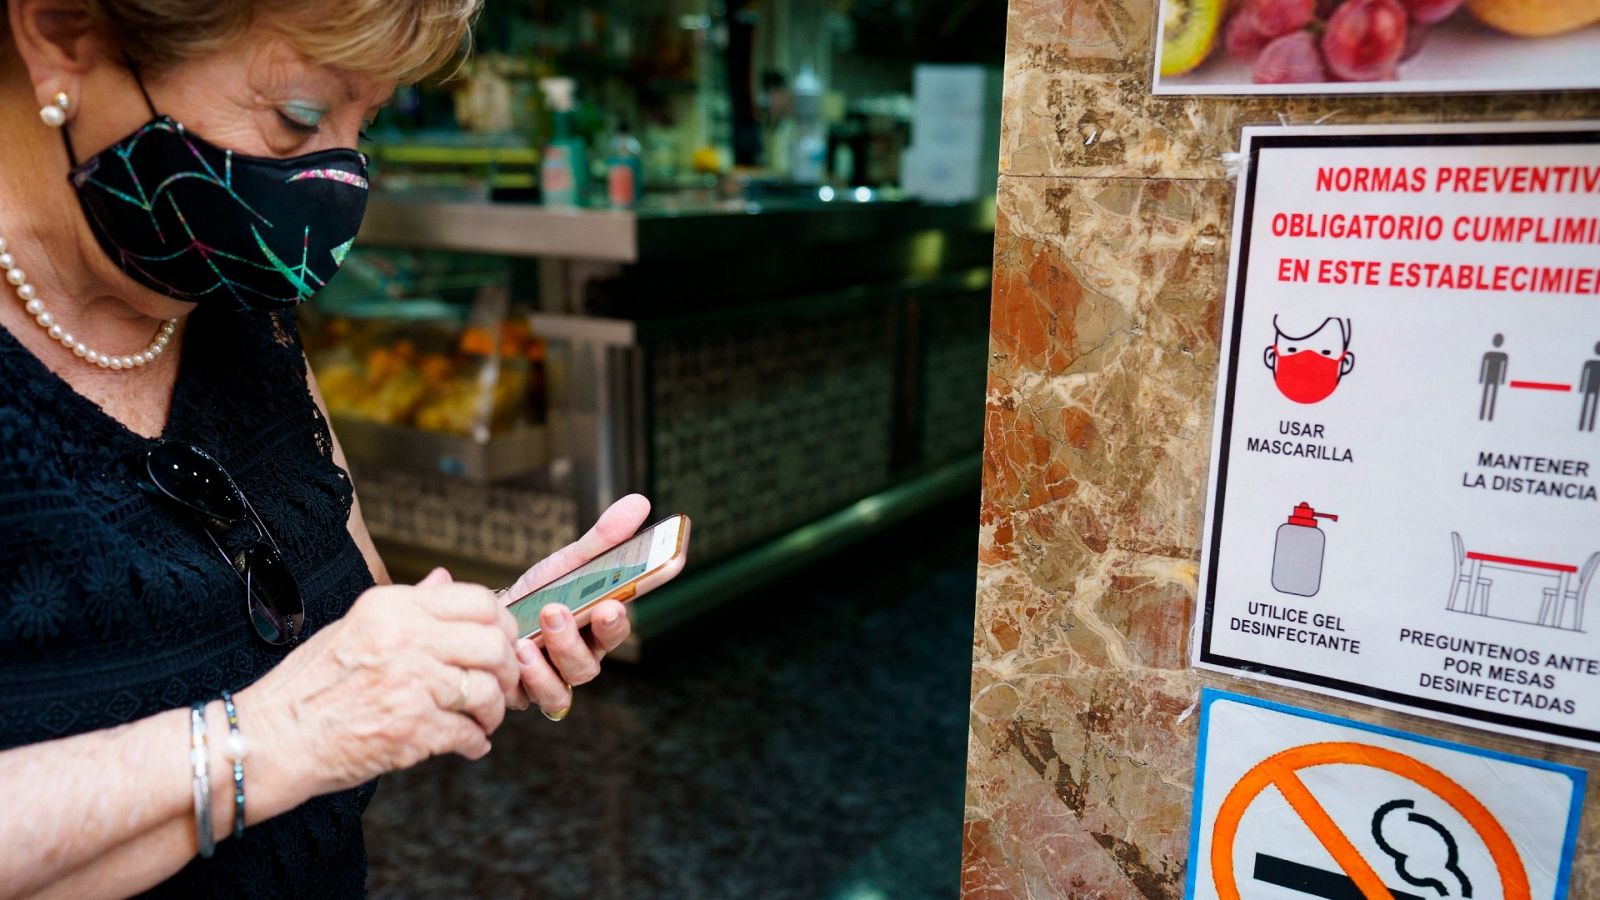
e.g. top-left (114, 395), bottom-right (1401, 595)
top-left (452, 668), bottom-right (471, 712)
top-left (541, 691), bottom-right (572, 722)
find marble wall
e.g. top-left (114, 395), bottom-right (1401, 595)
top-left (964, 2), bottom-right (1600, 897)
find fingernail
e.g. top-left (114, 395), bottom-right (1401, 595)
top-left (542, 705), bottom-right (570, 722)
top-left (542, 606), bottom-right (569, 633)
top-left (516, 639), bottom-right (536, 664)
top-left (601, 608), bottom-right (621, 626)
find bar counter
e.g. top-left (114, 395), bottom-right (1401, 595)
top-left (358, 192), bottom-right (997, 264)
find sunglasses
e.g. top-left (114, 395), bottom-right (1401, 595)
top-left (140, 441), bottom-right (304, 646)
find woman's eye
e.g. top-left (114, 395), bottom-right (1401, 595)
top-left (276, 111), bottom-right (319, 135)
top-left (276, 103), bottom-right (325, 135)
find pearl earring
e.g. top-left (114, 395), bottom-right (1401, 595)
top-left (39, 92), bottom-right (70, 128)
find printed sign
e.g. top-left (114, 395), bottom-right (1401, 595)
top-left (1194, 124), bottom-right (1600, 751)
top-left (1185, 690), bottom-right (1585, 900)
top-left (1153, 1), bottom-right (1600, 96)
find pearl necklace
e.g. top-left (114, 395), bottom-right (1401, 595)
top-left (0, 234), bottom-right (177, 370)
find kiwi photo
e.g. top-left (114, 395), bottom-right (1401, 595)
top-left (1154, 0), bottom-right (1600, 93)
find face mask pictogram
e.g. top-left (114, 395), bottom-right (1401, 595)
top-left (1264, 316), bottom-right (1355, 405)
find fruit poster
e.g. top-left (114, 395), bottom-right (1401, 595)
top-left (1154, 0), bottom-right (1600, 93)
top-left (1193, 123), bottom-right (1600, 751)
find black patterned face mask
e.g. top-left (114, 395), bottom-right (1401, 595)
top-left (63, 72), bottom-right (369, 312)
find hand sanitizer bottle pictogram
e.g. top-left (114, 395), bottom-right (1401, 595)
top-left (1271, 502), bottom-right (1338, 597)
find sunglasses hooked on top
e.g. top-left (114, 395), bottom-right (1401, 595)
top-left (138, 441), bottom-right (305, 646)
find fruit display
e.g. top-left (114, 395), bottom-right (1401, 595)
top-left (308, 317), bottom-right (546, 438)
top-left (1162, 0), bottom-right (1600, 84)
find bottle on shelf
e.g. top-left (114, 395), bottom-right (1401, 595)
top-left (606, 121), bottom-right (644, 210)
top-left (539, 77), bottom-right (588, 209)
top-left (789, 65), bottom-right (826, 185)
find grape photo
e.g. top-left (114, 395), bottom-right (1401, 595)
top-left (1155, 0), bottom-right (1600, 93)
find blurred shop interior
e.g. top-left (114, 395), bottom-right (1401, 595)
top-left (334, 0), bottom-right (1004, 896)
top-left (315, 0), bottom-right (1001, 616)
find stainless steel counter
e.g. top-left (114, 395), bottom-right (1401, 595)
top-left (358, 193), bottom-right (996, 263)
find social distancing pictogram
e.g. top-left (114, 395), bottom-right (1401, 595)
top-left (1186, 691), bottom-right (1584, 900)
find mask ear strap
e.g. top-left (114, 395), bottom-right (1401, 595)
top-left (123, 52), bottom-right (159, 118)
top-left (60, 129), bottom-right (79, 168)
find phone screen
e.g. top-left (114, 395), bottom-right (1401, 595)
top-left (506, 515), bottom-right (686, 638)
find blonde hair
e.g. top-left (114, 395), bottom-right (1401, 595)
top-left (85, 0), bottom-right (479, 84)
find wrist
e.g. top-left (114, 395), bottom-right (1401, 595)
top-left (226, 687), bottom-right (318, 825)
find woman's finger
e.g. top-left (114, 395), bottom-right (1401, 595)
top-left (585, 600), bottom-right (632, 656)
top-left (423, 622), bottom-right (520, 696)
top-left (506, 682), bottom-right (533, 712)
top-left (499, 604), bottom-right (534, 710)
top-left (539, 604), bottom-right (603, 686)
top-left (429, 707), bottom-right (493, 761)
top-left (429, 664), bottom-right (508, 736)
top-left (504, 494), bottom-right (651, 597)
top-left (496, 606), bottom-right (521, 645)
top-left (515, 639), bottom-right (573, 717)
top-left (462, 668), bottom-right (508, 735)
top-left (415, 583), bottom-right (503, 625)
top-left (417, 566), bottom-right (453, 588)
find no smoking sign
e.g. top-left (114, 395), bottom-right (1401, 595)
top-left (1186, 691), bottom-right (1584, 899)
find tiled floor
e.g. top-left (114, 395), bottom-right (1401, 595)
top-left (364, 499), bottom-right (980, 899)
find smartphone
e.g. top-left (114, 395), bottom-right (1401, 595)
top-left (506, 513), bottom-right (691, 639)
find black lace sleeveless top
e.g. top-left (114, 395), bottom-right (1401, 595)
top-left (0, 307), bottom-right (377, 897)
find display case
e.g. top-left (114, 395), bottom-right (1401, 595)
top-left (301, 249), bottom-right (550, 474)
top-left (300, 249), bottom-right (577, 581)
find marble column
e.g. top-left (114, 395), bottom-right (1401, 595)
top-left (964, 1), bottom-right (1600, 896)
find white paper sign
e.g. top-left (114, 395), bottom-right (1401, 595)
top-left (1195, 123), bottom-right (1600, 750)
top-left (1185, 690), bottom-right (1585, 900)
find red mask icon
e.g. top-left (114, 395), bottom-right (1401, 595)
top-left (1264, 317), bottom-right (1354, 405)
top-left (1274, 350), bottom-right (1347, 403)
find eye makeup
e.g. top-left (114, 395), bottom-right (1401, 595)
top-left (276, 100), bottom-right (327, 133)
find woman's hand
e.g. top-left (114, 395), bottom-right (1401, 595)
top-left (239, 570), bottom-right (523, 798)
top-left (503, 494), bottom-right (651, 718)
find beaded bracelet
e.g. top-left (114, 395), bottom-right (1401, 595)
top-left (188, 702), bottom-right (215, 859)
top-left (220, 690), bottom-right (247, 840)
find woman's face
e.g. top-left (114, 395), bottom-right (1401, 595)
top-left (9, 13), bottom-right (394, 322)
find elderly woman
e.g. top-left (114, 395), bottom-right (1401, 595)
top-left (0, 1), bottom-right (646, 896)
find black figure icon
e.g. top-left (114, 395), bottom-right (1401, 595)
top-left (1479, 334), bottom-right (1509, 422)
top-left (1372, 799), bottom-right (1473, 898)
top-left (1580, 341), bottom-right (1600, 432)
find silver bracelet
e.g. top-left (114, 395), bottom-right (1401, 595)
top-left (189, 702), bottom-right (215, 859)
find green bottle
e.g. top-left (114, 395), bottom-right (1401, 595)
top-left (539, 78), bottom-right (588, 209)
